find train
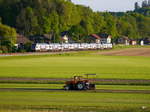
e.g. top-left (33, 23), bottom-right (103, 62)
top-left (32, 43), bottom-right (113, 52)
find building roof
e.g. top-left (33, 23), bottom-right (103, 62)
top-left (91, 34), bottom-right (101, 39)
top-left (91, 33), bottom-right (111, 39)
top-left (118, 36), bottom-right (130, 41)
top-left (17, 34), bottom-right (31, 44)
top-left (61, 31), bottom-right (69, 37)
top-left (29, 35), bottom-right (51, 43)
top-left (99, 33), bottom-right (111, 38)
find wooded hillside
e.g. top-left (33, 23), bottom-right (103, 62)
top-left (0, 0), bottom-right (150, 45)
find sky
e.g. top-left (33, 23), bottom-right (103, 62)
top-left (72, 0), bottom-right (143, 12)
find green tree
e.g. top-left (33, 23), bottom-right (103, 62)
top-left (0, 23), bottom-right (17, 52)
top-left (68, 24), bottom-right (86, 42)
top-left (136, 14), bottom-right (150, 37)
top-left (0, 0), bottom-right (150, 43)
top-left (102, 12), bottom-right (118, 38)
top-left (117, 17), bottom-right (139, 39)
top-left (92, 12), bottom-right (105, 34)
top-left (49, 11), bottom-right (60, 43)
top-left (16, 7), bottom-right (39, 36)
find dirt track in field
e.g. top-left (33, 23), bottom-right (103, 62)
top-left (0, 88), bottom-right (150, 94)
top-left (1, 77), bottom-right (150, 84)
top-left (0, 77), bottom-right (150, 94)
top-left (97, 48), bottom-right (150, 56)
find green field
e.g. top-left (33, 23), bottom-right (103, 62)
top-left (1, 84), bottom-right (150, 90)
top-left (0, 53), bottom-right (150, 79)
top-left (0, 50), bottom-right (150, 112)
top-left (0, 91), bottom-right (150, 112)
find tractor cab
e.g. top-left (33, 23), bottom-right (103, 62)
top-left (64, 74), bottom-right (96, 90)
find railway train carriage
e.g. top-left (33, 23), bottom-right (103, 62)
top-left (32, 43), bottom-right (113, 52)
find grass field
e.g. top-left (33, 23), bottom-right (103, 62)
top-left (0, 91), bottom-right (150, 112)
top-left (1, 84), bottom-right (150, 90)
top-left (0, 49), bottom-right (150, 112)
top-left (0, 53), bottom-right (150, 79)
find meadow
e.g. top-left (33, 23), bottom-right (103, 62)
top-left (1, 84), bottom-right (150, 90)
top-left (0, 91), bottom-right (150, 112)
top-left (0, 52), bottom-right (150, 79)
top-left (0, 49), bottom-right (150, 112)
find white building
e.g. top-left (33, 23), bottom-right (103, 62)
top-left (32, 43), bottom-right (113, 51)
top-left (90, 34), bottom-right (112, 44)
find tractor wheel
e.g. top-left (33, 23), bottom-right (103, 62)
top-left (64, 85), bottom-right (70, 90)
top-left (76, 82), bottom-right (85, 90)
top-left (89, 84), bottom-right (95, 90)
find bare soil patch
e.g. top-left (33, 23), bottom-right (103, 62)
top-left (97, 48), bottom-right (150, 56)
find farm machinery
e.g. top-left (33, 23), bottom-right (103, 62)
top-left (64, 74), bottom-right (96, 90)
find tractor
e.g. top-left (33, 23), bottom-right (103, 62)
top-left (64, 74), bottom-right (96, 90)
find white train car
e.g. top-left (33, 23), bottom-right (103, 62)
top-left (32, 43), bottom-right (113, 52)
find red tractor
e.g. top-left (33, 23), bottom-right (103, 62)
top-left (64, 74), bottom-right (96, 90)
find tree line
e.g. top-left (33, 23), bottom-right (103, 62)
top-left (0, 0), bottom-right (150, 52)
top-left (134, 0), bottom-right (150, 16)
